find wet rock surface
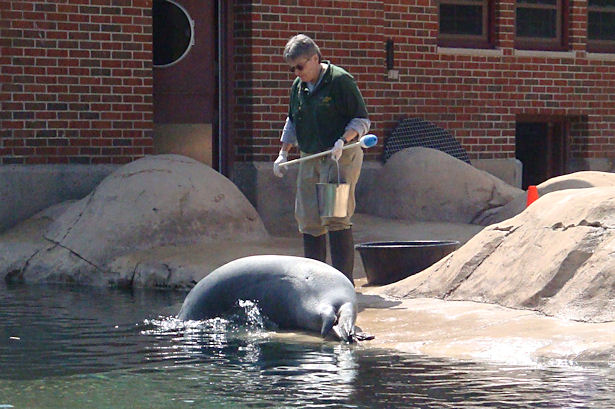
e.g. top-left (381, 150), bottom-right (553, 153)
top-left (373, 186), bottom-right (615, 323)
top-left (355, 294), bottom-right (615, 364)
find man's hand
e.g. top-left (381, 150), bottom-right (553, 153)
top-left (273, 150), bottom-right (288, 177)
top-left (331, 139), bottom-right (344, 161)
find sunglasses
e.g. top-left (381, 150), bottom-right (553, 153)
top-left (289, 58), bottom-right (310, 73)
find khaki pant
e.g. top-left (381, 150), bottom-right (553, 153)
top-left (295, 145), bottom-right (363, 236)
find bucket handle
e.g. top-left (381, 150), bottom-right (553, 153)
top-left (334, 158), bottom-right (341, 185)
top-left (325, 158), bottom-right (343, 186)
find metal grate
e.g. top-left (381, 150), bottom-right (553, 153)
top-left (383, 118), bottom-right (471, 164)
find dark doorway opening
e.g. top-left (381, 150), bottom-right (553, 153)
top-left (516, 116), bottom-right (569, 189)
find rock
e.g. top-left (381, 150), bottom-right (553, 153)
top-left (360, 147), bottom-right (523, 224)
top-left (376, 186), bottom-right (615, 323)
top-left (0, 202), bottom-right (73, 280)
top-left (480, 171), bottom-right (615, 225)
top-left (1, 155), bottom-right (268, 286)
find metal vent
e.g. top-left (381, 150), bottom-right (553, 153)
top-left (384, 118), bottom-right (471, 164)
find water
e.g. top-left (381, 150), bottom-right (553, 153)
top-left (2, 282), bottom-right (615, 409)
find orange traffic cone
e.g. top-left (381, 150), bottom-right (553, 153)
top-left (526, 185), bottom-right (539, 207)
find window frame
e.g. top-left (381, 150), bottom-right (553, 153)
top-left (587, 0), bottom-right (615, 53)
top-left (152, 0), bottom-right (195, 68)
top-left (514, 0), bottom-right (569, 51)
top-left (437, 0), bottom-right (496, 49)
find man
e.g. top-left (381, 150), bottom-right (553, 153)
top-left (273, 34), bottom-right (370, 285)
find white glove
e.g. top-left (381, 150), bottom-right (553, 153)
top-left (331, 138), bottom-right (344, 161)
top-left (273, 150), bottom-right (288, 178)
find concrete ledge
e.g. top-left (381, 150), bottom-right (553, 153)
top-left (586, 52), bottom-right (615, 62)
top-left (0, 165), bottom-right (117, 232)
top-left (1, 160), bottom-right (377, 237)
top-left (513, 49), bottom-right (577, 59)
top-left (232, 162), bottom-right (299, 236)
top-left (472, 158), bottom-right (523, 188)
top-left (437, 47), bottom-right (504, 57)
top-left (232, 161), bottom-right (389, 236)
top-left (232, 159), bottom-right (522, 235)
top-left (569, 158), bottom-right (615, 173)
top-left (0, 156), bottom-right (560, 235)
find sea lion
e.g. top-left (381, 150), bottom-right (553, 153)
top-left (177, 255), bottom-right (358, 342)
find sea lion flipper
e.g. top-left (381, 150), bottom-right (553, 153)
top-left (321, 302), bottom-right (357, 342)
top-left (352, 331), bottom-right (375, 341)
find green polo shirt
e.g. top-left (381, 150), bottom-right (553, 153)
top-left (288, 62), bottom-right (368, 154)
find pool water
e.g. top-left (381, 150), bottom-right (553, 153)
top-left (1, 282), bottom-right (615, 408)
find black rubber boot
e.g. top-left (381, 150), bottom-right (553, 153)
top-left (303, 233), bottom-right (327, 263)
top-left (329, 228), bottom-right (355, 286)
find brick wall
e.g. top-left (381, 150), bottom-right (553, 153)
top-left (0, 0), bottom-right (153, 164)
top-left (233, 0), bottom-right (615, 162)
top-left (233, 0), bottom-right (388, 162)
top-left (2, 0), bottom-right (613, 166)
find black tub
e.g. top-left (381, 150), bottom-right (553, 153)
top-left (355, 240), bottom-right (460, 285)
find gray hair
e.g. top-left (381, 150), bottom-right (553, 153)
top-left (283, 34), bottom-right (322, 62)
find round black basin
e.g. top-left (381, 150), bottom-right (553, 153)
top-left (355, 240), bottom-right (460, 285)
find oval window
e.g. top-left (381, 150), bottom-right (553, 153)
top-left (152, 0), bottom-right (194, 67)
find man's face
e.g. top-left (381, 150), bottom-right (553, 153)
top-left (289, 54), bottom-right (320, 83)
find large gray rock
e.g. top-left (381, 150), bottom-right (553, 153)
top-left (1, 155), bottom-right (268, 286)
top-left (360, 147), bottom-right (523, 224)
top-left (377, 186), bottom-right (615, 323)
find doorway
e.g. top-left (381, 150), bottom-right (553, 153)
top-left (515, 116), bottom-right (570, 189)
top-left (152, 0), bottom-right (233, 173)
